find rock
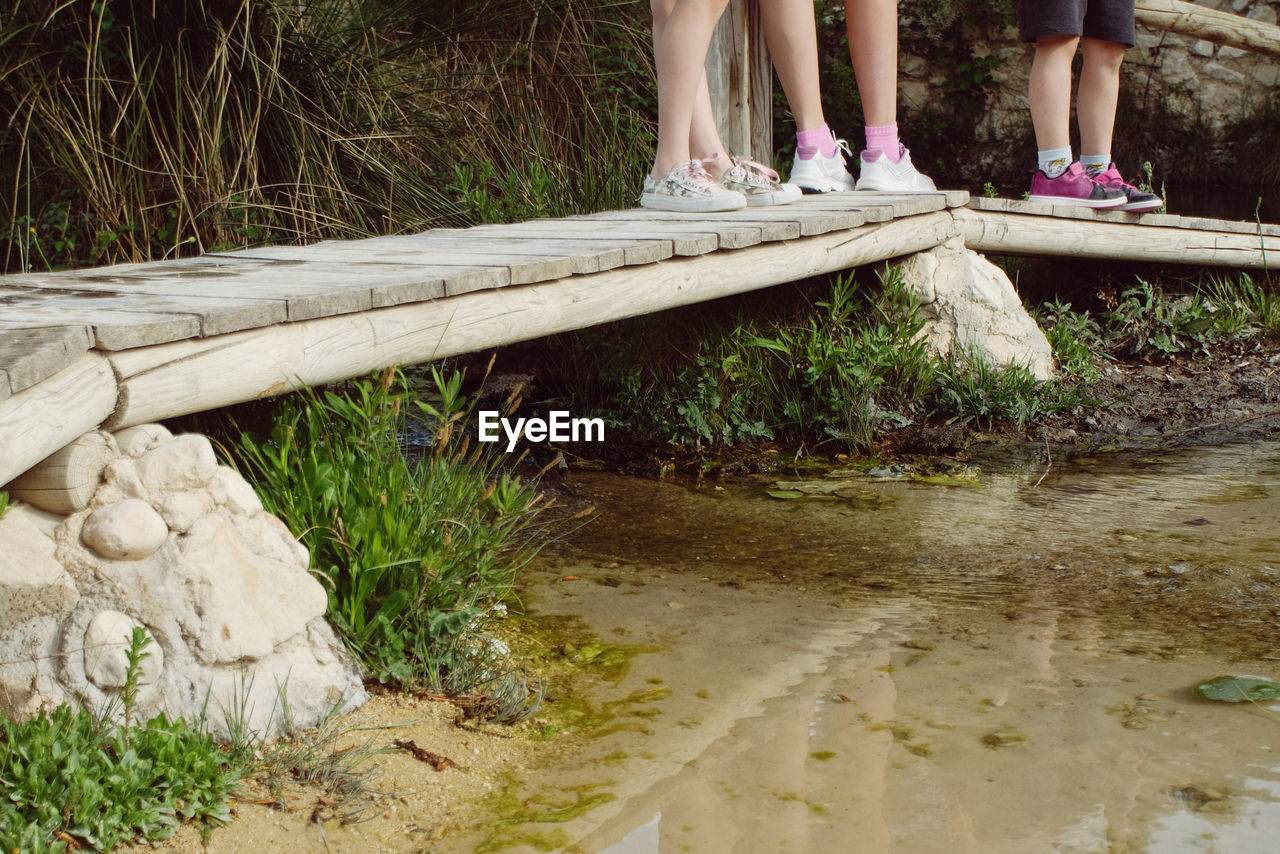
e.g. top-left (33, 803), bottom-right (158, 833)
top-left (177, 514), bottom-right (328, 664)
top-left (83, 610), bottom-right (163, 688)
top-left (0, 504), bottom-right (79, 633)
top-left (136, 433), bottom-right (219, 493)
top-left (154, 489), bottom-right (216, 534)
top-left (3, 428), bottom-right (366, 737)
top-left (80, 498), bottom-right (169, 561)
top-left (898, 237), bottom-right (1055, 380)
top-left (212, 466), bottom-right (264, 516)
top-left (114, 423), bottom-right (173, 458)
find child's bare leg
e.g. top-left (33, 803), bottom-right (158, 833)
top-left (845, 0), bottom-right (897, 128)
top-left (1028, 34), bottom-right (1079, 153)
top-left (651, 0), bottom-right (732, 178)
top-left (760, 0), bottom-right (826, 132)
top-left (1077, 37), bottom-right (1125, 171)
top-left (652, 0), bottom-right (728, 177)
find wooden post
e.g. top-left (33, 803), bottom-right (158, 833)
top-left (705, 0), bottom-right (773, 161)
top-left (1135, 0), bottom-right (1280, 59)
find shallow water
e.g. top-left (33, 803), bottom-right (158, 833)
top-left (473, 441), bottom-right (1280, 853)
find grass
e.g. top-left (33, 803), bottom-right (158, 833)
top-left (546, 266), bottom-right (1089, 454)
top-left (1035, 272), bottom-right (1280, 365)
top-left (2, 0), bottom-right (655, 272)
top-left (225, 366), bottom-right (548, 721)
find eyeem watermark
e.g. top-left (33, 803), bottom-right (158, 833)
top-left (477, 410), bottom-right (605, 452)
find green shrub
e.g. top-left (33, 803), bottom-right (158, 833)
top-left (228, 368), bottom-right (545, 714)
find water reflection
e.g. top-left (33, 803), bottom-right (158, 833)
top-left (482, 441), bottom-right (1280, 853)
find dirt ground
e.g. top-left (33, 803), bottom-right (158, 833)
top-left (120, 688), bottom-right (564, 854)
top-left (1036, 346), bottom-right (1280, 451)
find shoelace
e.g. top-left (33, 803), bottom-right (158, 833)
top-left (679, 158), bottom-right (719, 188)
top-left (727, 155), bottom-right (780, 184)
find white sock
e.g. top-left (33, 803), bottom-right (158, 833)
top-left (1037, 146), bottom-right (1072, 178)
top-left (1081, 154), bottom-right (1111, 176)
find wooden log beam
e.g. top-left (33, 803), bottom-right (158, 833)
top-left (106, 212), bottom-right (959, 429)
top-left (1135, 0), bottom-right (1280, 59)
top-left (0, 354), bottom-right (118, 488)
top-left (7, 431), bottom-right (115, 515)
top-left (955, 207), bottom-right (1280, 269)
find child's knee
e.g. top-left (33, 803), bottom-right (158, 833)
top-left (1082, 38), bottom-right (1126, 71)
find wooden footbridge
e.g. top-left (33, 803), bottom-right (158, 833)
top-left (2, 190), bottom-right (1278, 488)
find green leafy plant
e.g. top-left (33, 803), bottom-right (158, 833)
top-left (550, 266), bottom-right (1089, 453)
top-left (1031, 300), bottom-right (1108, 383)
top-left (227, 368), bottom-right (546, 717)
top-left (0, 490), bottom-right (9, 519)
top-left (0, 630), bottom-right (237, 852)
top-left (1104, 273), bottom-right (1280, 358)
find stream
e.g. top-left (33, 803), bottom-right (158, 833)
top-left (471, 440), bottom-right (1280, 853)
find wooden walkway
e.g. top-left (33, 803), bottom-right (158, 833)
top-left (2, 191), bottom-right (1278, 486)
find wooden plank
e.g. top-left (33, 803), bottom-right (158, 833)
top-left (967, 196), bottom-right (1280, 236)
top-left (569, 212), bottom-right (768, 250)
top-left (106, 212), bottom-right (959, 428)
top-left (224, 236), bottom-right (605, 274)
top-left (57, 258), bottom-right (374, 322)
top-left (832, 190), bottom-right (970, 209)
top-left (0, 301), bottom-right (202, 350)
top-left (584, 208), bottom-right (801, 242)
top-left (0, 325), bottom-right (94, 395)
top-left (220, 240), bottom-right (563, 289)
top-left (471, 220), bottom-right (704, 257)
top-left (956, 208), bottom-right (1280, 269)
top-left (0, 283), bottom-right (282, 340)
top-left (1135, 0), bottom-right (1280, 59)
top-left (0, 353), bottom-right (117, 488)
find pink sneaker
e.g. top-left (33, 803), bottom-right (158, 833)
top-left (1093, 164), bottom-right (1164, 212)
top-left (1028, 162), bottom-right (1126, 209)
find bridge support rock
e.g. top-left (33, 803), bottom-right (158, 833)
top-left (0, 425), bottom-right (366, 738)
top-left (897, 236), bottom-right (1055, 381)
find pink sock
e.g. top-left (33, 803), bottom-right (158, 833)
top-left (796, 124), bottom-right (838, 159)
top-left (864, 124), bottom-right (902, 163)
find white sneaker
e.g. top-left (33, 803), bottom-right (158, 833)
top-left (855, 146), bottom-right (937, 192)
top-left (640, 161), bottom-right (746, 212)
top-left (788, 138), bottom-right (857, 193)
top-left (705, 153), bottom-right (802, 206)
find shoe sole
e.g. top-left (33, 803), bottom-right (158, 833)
top-left (790, 177), bottom-right (854, 194)
top-left (854, 181), bottom-right (938, 192)
top-left (1116, 199), bottom-right (1164, 212)
top-left (1028, 193), bottom-right (1127, 209)
top-left (743, 185), bottom-right (803, 206)
top-left (640, 193), bottom-right (746, 213)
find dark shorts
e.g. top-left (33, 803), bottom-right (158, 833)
top-left (1018, 0), bottom-right (1136, 46)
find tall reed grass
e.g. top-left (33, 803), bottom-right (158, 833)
top-left (1, 0), bottom-right (655, 272)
